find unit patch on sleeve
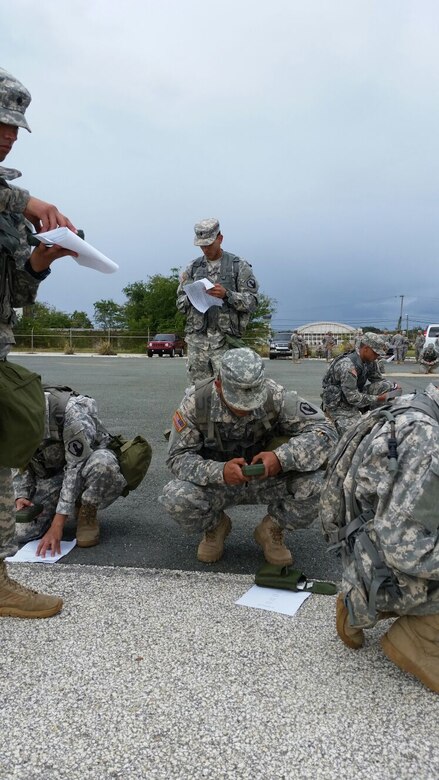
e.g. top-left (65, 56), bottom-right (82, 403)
top-left (173, 410), bottom-right (187, 433)
top-left (299, 402), bottom-right (318, 416)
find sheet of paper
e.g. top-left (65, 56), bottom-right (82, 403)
top-left (236, 585), bottom-right (311, 617)
top-left (6, 539), bottom-right (77, 564)
top-left (183, 277), bottom-right (224, 313)
top-left (34, 227), bottom-right (119, 274)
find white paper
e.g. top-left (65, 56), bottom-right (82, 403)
top-left (6, 539), bottom-right (77, 564)
top-left (34, 227), bottom-right (119, 274)
top-left (183, 277), bottom-right (224, 313)
top-left (236, 585), bottom-right (311, 617)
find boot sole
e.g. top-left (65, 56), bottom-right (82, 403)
top-left (197, 519), bottom-right (231, 563)
top-left (76, 536), bottom-right (100, 548)
top-left (380, 634), bottom-right (439, 694)
top-left (0, 599), bottom-right (63, 619)
top-left (253, 528), bottom-right (293, 566)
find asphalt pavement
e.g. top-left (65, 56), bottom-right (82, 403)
top-left (2, 354), bottom-right (437, 780)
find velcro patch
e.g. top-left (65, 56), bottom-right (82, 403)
top-left (67, 439), bottom-right (84, 457)
top-left (247, 278), bottom-right (256, 289)
top-left (299, 401), bottom-right (318, 416)
top-left (173, 410), bottom-right (187, 433)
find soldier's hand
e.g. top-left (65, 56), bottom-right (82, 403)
top-left (36, 514), bottom-right (65, 558)
top-left (29, 243), bottom-right (78, 272)
top-left (251, 451), bottom-right (282, 478)
top-left (206, 283), bottom-right (227, 299)
top-left (15, 497), bottom-right (32, 511)
top-left (24, 196), bottom-right (76, 233)
top-left (223, 457), bottom-right (247, 485)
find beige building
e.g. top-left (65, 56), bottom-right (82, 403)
top-left (297, 321), bottom-right (358, 347)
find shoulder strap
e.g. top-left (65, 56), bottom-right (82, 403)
top-left (43, 385), bottom-right (79, 440)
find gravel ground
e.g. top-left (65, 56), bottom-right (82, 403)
top-left (2, 564), bottom-right (438, 780)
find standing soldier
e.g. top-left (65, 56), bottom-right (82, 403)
top-left (391, 332), bottom-right (405, 363)
top-left (414, 330), bottom-right (425, 362)
top-left (0, 68), bottom-right (77, 618)
top-left (176, 218), bottom-right (259, 382)
top-left (290, 330), bottom-right (300, 362)
top-left (322, 331), bottom-right (336, 362)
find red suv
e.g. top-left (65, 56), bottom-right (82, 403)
top-left (147, 333), bottom-right (185, 358)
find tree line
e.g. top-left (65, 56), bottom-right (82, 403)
top-left (16, 268), bottom-right (275, 346)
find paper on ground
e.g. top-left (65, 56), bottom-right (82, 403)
top-left (183, 277), bottom-right (224, 313)
top-left (6, 539), bottom-right (76, 564)
top-left (236, 585), bottom-right (310, 617)
top-left (34, 228), bottom-right (119, 274)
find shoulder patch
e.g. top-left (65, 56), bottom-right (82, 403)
top-left (67, 439), bottom-right (84, 457)
top-left (299, 401), bottom-right (318, 416)
top-left (246, 277), bottom-right (257, 289)
top-left (173, 410), bottom-right (187, 433)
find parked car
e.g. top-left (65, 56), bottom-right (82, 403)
top-left (423, 324), bottom-right (439, 350)
top-left (147, 333), bottom-right (185, 357)
top-left (269, 331), bottom-right (292, 359)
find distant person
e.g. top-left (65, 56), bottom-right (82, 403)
top-left (322, 331), bottom-right (336, 361)
top-left (390, 332), bottom-right (406, 363)
top-left (176, 218), bottom-right (259, 382)
top-left (159, 349), bottom-right (337, 565)
top-left (298, 333), bottom-right (306, 358)
top-left (321, 332), bottom-right (402, 435)
top-left (414, 330), bottom-right (425, 362)
top-left (0, 67), bottom-right (78, 619)
top-left (321, 384), bottom-right (439, 694)
top-left (419, 344), bottom-right (439, 374)
top-left (401, 331), bottom-right (409, 362)
top-left (289, 330), bottom-right (300, 362)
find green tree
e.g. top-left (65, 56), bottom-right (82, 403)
top-left (70, 310), bottom-right (93, 329)
top-left (93, 299), bottom-right (126, 329)
top-left (123, 270), bottom-right (185, 334)
top-left (245, 293), bottom-right (276, 346)
top-left (15, 301), bottom-right (72, 332)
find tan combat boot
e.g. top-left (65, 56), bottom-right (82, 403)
top-left (0, 560), bottom-right (63, 619)
top-left (336, 593), bottom-right (364, 649)
top-left (253, 515), bottom-right (293, 566)
top-left (381, 613), bottom-right (439, 694)
top-left (76, 503), bottom-right (100, 548)
top-left (197, 513), bottom-right (232, 563)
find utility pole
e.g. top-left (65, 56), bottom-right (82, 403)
top-left (396, 295), bottom-right (404, 331)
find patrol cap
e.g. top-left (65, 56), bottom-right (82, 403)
top-left (219, 348), bottom-right (267, 411)
top-left (360, 332), bottom-right (387, 356)
top-left (0, 68), bottom-right (31, 132)
top-left (194, 218), bottom-right (221, 246)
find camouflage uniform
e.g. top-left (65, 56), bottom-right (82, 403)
top-left (322, 333), bottom-right (336, 361)
top-left (0, 167), bottom-right (52, 559)
top-left (321, 348), bottom-right (395, 436)
top-left (290, 331), bottom-right (300, 362)
top-left (419, 345), bottom-right (439, 374)
top-left (415, 332), bottom-right (425, 362)
top-left (332, 384), bottom-right (439, 627)
top-left (159, 374), bottom-right (337, 534)
top-left (176, 219), bottom-right (259, 382)
top-left (390, 332), bottom-right (405, 362)
top-left (13, 392), bottom-right (127, 541)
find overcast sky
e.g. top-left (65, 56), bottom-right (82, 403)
top-left (2, 0), bottom-right (439, 331)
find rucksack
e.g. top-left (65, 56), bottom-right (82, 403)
top-left (107, 434), bottom-right (152, 496)
top-left (320, 393), bottom-right (439, 618)
top-left (0, 360), bottom-right (46, 469)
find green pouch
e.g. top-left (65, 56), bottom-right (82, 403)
top-left (107, 434), bottom-right (152, 497)
top-left (225, 334), bottom-right (246, 349)
top-left (15, 503), bottom-right (44, 523)
top-left (255, 563), bottom-right (337, 595)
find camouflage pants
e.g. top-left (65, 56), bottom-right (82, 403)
top-left (160, 470), bottom-right (324, 532)
top-left (291, 345), bottom-right (300, 362)
top-left (17, 450), bottom-right (126, 533)
top-left (0, 467), bottom-right (17, 560)
top-left (186, 338), bottom-right (229, 383)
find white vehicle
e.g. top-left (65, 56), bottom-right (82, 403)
top-left (423, 324), bottom-right (439, 350)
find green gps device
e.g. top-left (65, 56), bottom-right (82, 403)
top-left (241, 464), bottom-right (265, 477)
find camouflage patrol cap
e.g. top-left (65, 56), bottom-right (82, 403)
top-left (194, 218), bottom-right (221, 246)
top-left (360, 332), bottom-right (387, 356)
top-left (219, 348), bottom-right (267, 411)
top-left (0, 68), bottom-right (31, 132)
